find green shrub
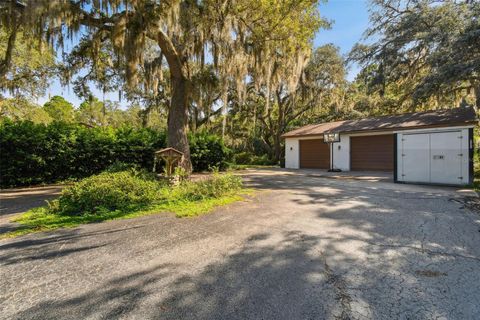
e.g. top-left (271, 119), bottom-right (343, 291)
top-left (173, 173), bottom-right (243, 201)
top-left (49, 170), bottom-right (163, 215)
top-left (0, 120), bottom-right (166, 188)
top-left (104, 161), bottom-right (140, 173)
top-left (0, 120), bottom-right (48, 187)
top-left (4, 171), bottom-right (245, 237)
top-left (0, 119), bottom-right (237, 187)
top-left (251, 154), bottom-right (275, 165)
top-left (113, 126), bottom-right (166, 170)
top-left (189, 132), bottom-right (231, 171)
top-left (46, 169), bottom-right (242, 217)
top-left (232, 151), bottom-right (253, 165)
top-left (232, 151), bottom-right (275, 165)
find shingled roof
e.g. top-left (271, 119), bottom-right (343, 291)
top-left (282, 107), bottom-right (477, 138)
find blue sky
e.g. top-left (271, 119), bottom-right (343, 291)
top-left (315, 0), bottom-right (370, 80)
top-left (37, 0), bottom-right (370, 108)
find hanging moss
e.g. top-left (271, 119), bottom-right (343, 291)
top-left (3, 0), bottom-right (323, 137)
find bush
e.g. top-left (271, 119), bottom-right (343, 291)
top-left (48, 171), bottom-right (242, 216)
top-left (4, 171), bottom-right (245, 237)
top-left (0, 120), bottom-right (236, 187)
top-left (0, 120), bottom-right (166, 188)
top-left (0, 120), bottom-right (49, 187)
top-left (251, 154), bottom-right (275, 165)
top-left (232, 151), bottom-right (275, 166)
top-left (172, 173), bottom-right (243, 201)
top-left (50, 170), bottom-right (162, 215)
top-left (104, 161), bottom-right (140, 173)
top-left (189, 132), bottom-right (231, 171)
top-left (232, 151), bottom-right (253, 165)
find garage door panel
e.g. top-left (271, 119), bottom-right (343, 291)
top-left (299, 139), bottom-right (330, 169)
top-left (402, 133), bottom-right (430, 183)
top-left (351, 135), bottom-right (394, 171)
top-left (430, 131), bottom-right (462, 184)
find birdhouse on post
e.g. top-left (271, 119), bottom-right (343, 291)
top-left (153, 148), bottom-right (184, 177)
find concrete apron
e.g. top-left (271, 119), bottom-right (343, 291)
top-left (238, 168), bottom-right (477, 199)
top-left (240, 168), bottom-right (392, 182)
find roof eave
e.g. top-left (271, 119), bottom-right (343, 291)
top-left (282, 121), bottom-right (478, 139)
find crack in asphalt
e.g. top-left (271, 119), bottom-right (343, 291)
top-left (418, 219), bottom-right (428, 253)
top-left (364, 242), bottom-right (480, 262)
top-left (323, 257), bottom-right (353, 320)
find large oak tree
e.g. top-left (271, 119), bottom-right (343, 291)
top-left (1, 0), bottom-right (323, 171)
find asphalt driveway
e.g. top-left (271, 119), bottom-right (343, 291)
top-left (1, 169), bottom-right (480, 319)
top-left (0, 185), bottom-right (64, 235)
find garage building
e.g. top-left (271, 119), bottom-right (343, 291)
top-left (282, 107), bottom-right (477, 186)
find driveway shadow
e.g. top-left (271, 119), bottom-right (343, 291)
top-left (241, 171), bottom-right (480, 318)
top-left (4, 171), bottom-right (480, 319)
top-left (9, 229), bottom-right (473, 319)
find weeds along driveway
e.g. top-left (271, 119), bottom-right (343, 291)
top-left (1, 169), bottom-right (480, 319)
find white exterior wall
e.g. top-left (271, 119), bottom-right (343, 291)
top-left (331, 135), bottom-right (350, 171)
top-left (285, 134), bottom-right (350, 170)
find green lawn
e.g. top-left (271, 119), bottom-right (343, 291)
top-left (227, 164), bottom-right (277, 171)
top-left (2, 192), bottom-right (250, 239)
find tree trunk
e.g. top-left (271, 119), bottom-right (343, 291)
top-left (273, 114), bottom-right (285, 164)
top-left (273, 134), bottom-right (282, 163)
top-left (272, 124), bottom-right (282, 163)
top-left (475, 84), bottom-right (480, 109)
top-left (0, 22), bottom-right (17, 78)
top-left (168, 75), bottom-right (192, 172)
top-left (221, 89), bottom-right (228, 139)
top-left (152, 29), bottom-right (193, 172)
top-left (272, 89), bottom-right (285, 163)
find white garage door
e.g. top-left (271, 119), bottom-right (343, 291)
top-left (430, 132), bottom-right (463, 184)
top-left (400, 131), bottom-right (463, 185)
top-left (402, 133), bottom-right (430, 183)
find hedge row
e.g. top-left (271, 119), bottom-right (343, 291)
top-left (0, 120), bottom-right (230, 188)
top-left (189, 132), bottom-right (231, 171)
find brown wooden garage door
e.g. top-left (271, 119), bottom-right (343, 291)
top-left (350, 134), bottom-right (394, 171)
top-left (299, 139), bottom-right (330, 169)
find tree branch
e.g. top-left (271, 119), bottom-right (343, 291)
top-left (147, 28), bottom-right (186, 80)
top-left (0, 25), bottom-right (17, 78)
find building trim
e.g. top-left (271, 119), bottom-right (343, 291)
top-left (393, 133), bottom-right (398, 183)
top-left (469, 127), bottom-right (474, 185)
top-left (282, 123), bottom-right (476, 139)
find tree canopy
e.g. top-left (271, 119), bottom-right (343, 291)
top-left (0, 96), bottom-right (52, 123)
top-left (43, 95), bottom-right (75, 122)
top-left (350, 0), bottom-right (480, 110)
top-left (0, 0), bottom-right (325, 170)
top-left (0, 27), bottom-right (55, 98)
